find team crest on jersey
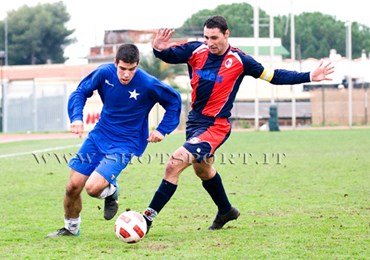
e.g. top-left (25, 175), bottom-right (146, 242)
top-left (225, 58), bottom-right (233, 68)
top-left (188, 137), bottom-right (201, 144)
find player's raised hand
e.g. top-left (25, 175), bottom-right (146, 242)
top-left (310, 59), bottom-right (335, 82)
top-left (152, 28), bottom-right (176, 51)
top-left (147, 130), bottom-right (165, 143)
top-left (70, 120), bottom-right (84, 138)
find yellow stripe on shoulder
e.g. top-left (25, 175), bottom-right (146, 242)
top-left (259, 68), bottom-right (274, 82)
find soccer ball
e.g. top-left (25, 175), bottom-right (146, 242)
top-left (114, 210), bottom-right (147, 243)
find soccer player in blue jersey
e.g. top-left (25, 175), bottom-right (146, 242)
top-left (46, 43), bottom-right (182, 237)
top-left (143, 16), bottom-right (334, 232)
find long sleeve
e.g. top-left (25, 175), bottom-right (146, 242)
top-left (67, 68), bottom-right (101, 123)
top-left (68, 89), bottom-right (89, 123)
top-left (240, 53), bottom-right (311, 85)
top-left (269, 69), bottom-right (310, 85)
top-left (150, 82), bottom-right (182, 136)
top-left (153, 41), bottom-right (203, 65)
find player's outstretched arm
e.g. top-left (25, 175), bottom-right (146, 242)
top-left (152, 28), bottom-right (176, 51)
top-left (310, 60), bottom-right (335, 82)
top-left (147, 130), bottom-right (165, 143)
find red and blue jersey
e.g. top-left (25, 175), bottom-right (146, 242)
top-left (154, 41), bottom-right (310, 118)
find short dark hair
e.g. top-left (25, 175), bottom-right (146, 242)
top-left (203, 15), bottom-right (229, 34)
top-left (116, 43), bottom-right (140, 64)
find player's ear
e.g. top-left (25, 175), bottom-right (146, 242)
top-left (114, 58), bottom-right (118, 66)
top-left (225, 29), bottom-right (230, 38)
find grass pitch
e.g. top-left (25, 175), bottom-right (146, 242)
top-left (0, 129), bottom-right (369, 259)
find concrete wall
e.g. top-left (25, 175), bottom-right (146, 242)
top-left (310, 88), bottom-right (370, 125)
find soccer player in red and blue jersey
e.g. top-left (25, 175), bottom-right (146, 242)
top-left (143, 16), bottom-right (334, 232)
top-left (46, 43), bottom-right (182, 237)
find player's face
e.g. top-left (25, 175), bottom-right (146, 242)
top-left (204, 27), bottom-right (229, 56)
top-left (115, 60), bottom-right (138, 85)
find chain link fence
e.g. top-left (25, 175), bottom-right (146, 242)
top-left (1, 82), bottom-right (369, 133)
top-left (1, 80), bottom-right (68, 133)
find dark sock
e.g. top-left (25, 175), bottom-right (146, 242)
top-left (202, 172), bottom-right (232, 215)
top-left (144, 179), bottom-right (177, 224)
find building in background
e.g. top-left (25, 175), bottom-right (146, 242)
top-left (0, 30), bottom-right (369, 133)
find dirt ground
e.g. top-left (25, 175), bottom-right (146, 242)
top-left (0, 132), bottom-right (78, 143)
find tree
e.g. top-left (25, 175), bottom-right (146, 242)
top-left (139, 53), bottom-right (187, 92)
top-left (177, 3), bottom-right (270, 38)
top-left (350, 22), bottom-right (370, 58)
top-left (177, 3), bottom-right (370, 60)
top-left (0, 1), bottom-right (75, 65)
top-left (274, 12), bottom-right (370, 59)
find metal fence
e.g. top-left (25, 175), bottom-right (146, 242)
top-left (1, 81), bottom-right (68, 133)
top-left (1, 82), bottom-right (369, 133)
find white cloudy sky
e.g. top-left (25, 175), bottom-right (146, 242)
top-left (0, 0), bottom-right (367, 60)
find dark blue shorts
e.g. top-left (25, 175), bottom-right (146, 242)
top-left (68, 134), bottom-right (133, 185)
top-left (183, 111), bottom-right (231, 161)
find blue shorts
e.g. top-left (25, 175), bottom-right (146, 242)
top-left (68, 134), bottom-right (134, 185)
top-left (183, 111), bottom-right (231, 161)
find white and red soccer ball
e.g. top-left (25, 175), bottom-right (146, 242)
top-left (114, 210), bottom-right (147, 243)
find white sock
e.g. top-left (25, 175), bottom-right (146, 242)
top-left (98, 184), bottom-right (116, 199)
top-left (64, 217), bottom-right (81, 234)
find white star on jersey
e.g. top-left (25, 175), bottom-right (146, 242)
top-left (129, 89), bottom-right (140, 100)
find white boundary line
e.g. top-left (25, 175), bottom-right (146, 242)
top-left (0, 144), bottom-right (81, 159)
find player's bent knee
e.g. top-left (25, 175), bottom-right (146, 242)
top-left (65, 182), bottom-right (83, 197)
top-left (85, 183), bottom-right (102, 198)
top-left (165, 159), bottom-right (187, 175)
top-left (66, 170), bottom-right (88, 196)
top-left (195, 171), bottom-right (213, 181)
top-left (193, 164), bottom-right (215, 181)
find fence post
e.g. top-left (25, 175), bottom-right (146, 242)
top-left (0, 51), bottom-right (4, 132)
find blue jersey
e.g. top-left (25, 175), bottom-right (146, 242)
top-left (68, 64), bottom-right (181, 156)
top-left (154, 42), bottom-right (310, 118)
